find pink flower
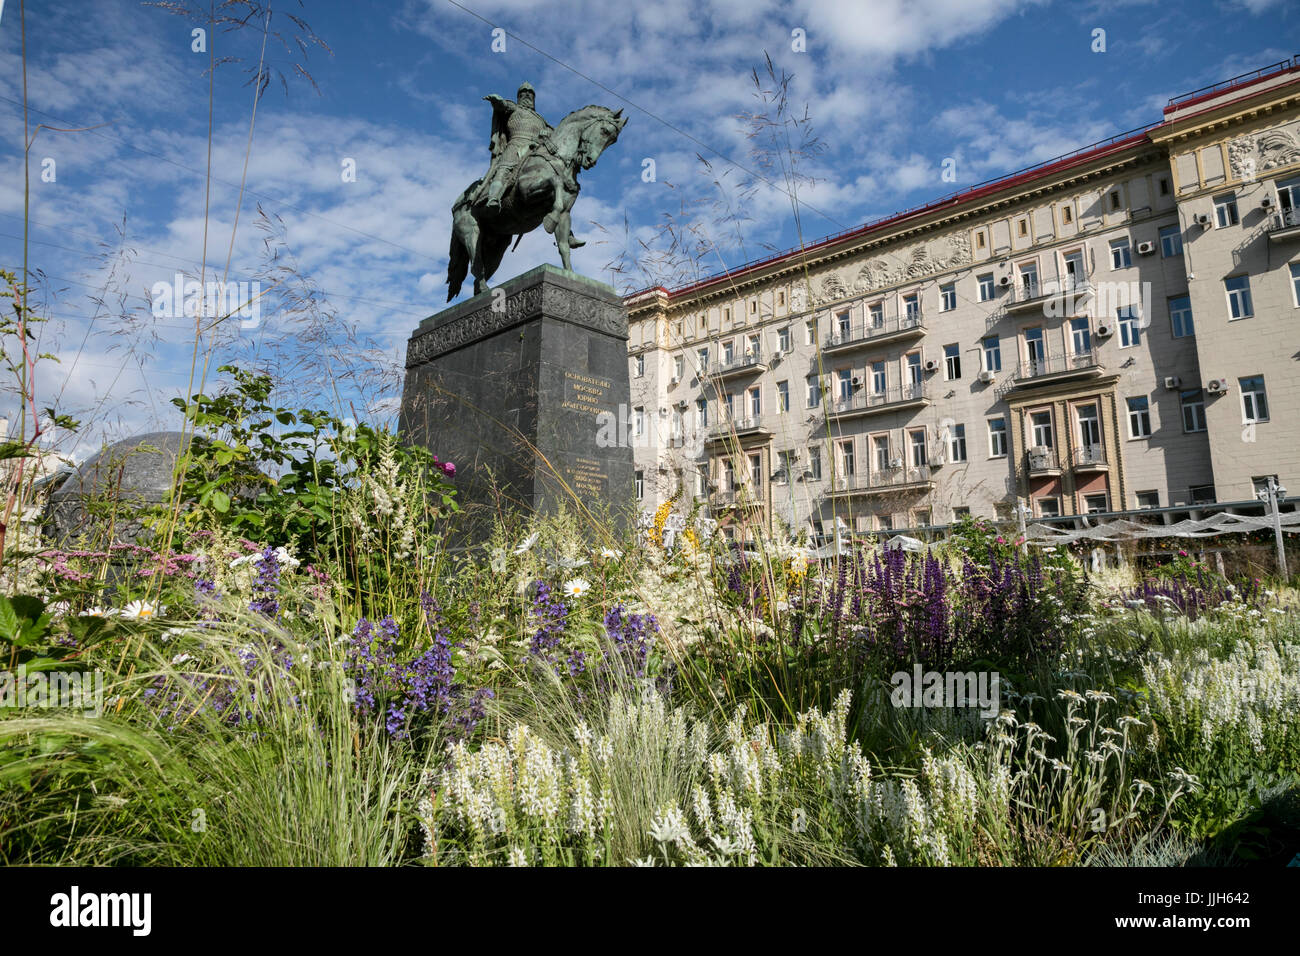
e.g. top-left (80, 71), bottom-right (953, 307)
top-left (441, 461), bottom-right (456, 477)
top-left (996, 536), bottom-right (1005, 544)
top-left (1178, 549), bottom-right (1187, 557)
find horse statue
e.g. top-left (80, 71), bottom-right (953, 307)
top-left (446, 101), bottom-right (627, 300)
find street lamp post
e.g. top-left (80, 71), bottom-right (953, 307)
top-left (1256, 477), bottom-right (1289, 579)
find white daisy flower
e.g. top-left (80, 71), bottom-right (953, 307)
top-left (513, 532), bottom-right (539, 555)
top-left (562, 578), bottom-right (591, 599)
top-left (120, 600), bottom-right (163, 621)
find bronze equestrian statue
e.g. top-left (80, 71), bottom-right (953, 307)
top-left (446, 82), bottom-right (627, 300)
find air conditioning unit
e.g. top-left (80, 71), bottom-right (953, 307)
top-left (851, 376), bottom-right (863, 388)
top-left (771, 349), bottom-right (784, 361)
top-left (1136, 241), bottom-right (1155, 255)
top-left (1206, 378), bottom-right (1229, 394)
top-left (1163, 375), bottom-right (1181, 389)
top-left (923, 358), bottom-right (940, 373)
top-left (999, 275), bottom-right (1013, 286)
top-left (669, 375), bottom-right (680, 385)
top-left (977, 369), bottom-right (996, 384)
top-left (1261, 194), bottom-right (1274, 208)
top-left (889, 457), bottom-right (905, 469)
top-left (1194, 212), bottom-right (1211, 227)
top-left (1095, 322), bottom-right (1114, 337)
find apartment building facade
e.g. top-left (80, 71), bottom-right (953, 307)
top-left (624, 59), bottom-right (1300, 541)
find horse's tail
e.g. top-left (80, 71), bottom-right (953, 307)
top-left (446, 184), bottom-right (477, 301)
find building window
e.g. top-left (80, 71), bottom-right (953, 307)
top-left (1017, 219), bottom-right (1028, 237)
top-left (943, 343), bottom-right (961, 380)
top-left (1169, 296), bottom-right (1194, 338)
top-left (1126, 396), bottom-right (1151, 438)
top-left (836, 310), bottom-right (851, 338)
top-left (1225, 275), bottom-right (1253, 319)
top-left (1061, 205), bottom-right (1073, 225)
top-left (635, 471), bottom-right (644, 499)
top-left (1109, 191), bottom-right (1122, 211)
top-left (877, 515), bottom-right (894, 532)
top-left (776, 380), bottom-right (790, 412)
top-left (982, 336), bottom-right (1002, 372)
top-left (872, 435), bottom-right (890, 471)
top-left (721, 460), bottom-right (735, 492)
top-left (725, 393), bottom-right (735, 419)
top-left (670, 407), bottom-right (683, 441)
top-left (1159, 177), bottom-right (1170, 196)
top-left (989, 418), bottom-right (1008, 457)
top-left (1117, 306), bottom-right (1141, 348)
top-left (749, 452), bottom-right (762, 487)
top-left (1019, 262), bottom-right (1039, 297)
top-left (1136, 490), bottom-right (1160, 509)
top-left (672, 355), bottom-right (685, 381)
top-left (777, 326), bottom-right (791, 351)
top-left (977, 273), bottom-right (995, 302)
top-left (697, 347), bottom-right (709, 372)
top-left (1024, 327), bottom-right (1046, 367)
top-left (1109, 238), bottom-right (1132, 269)
top-left (808, 445), bottom-right (821, 481)
top-left (634, 353), bottom-right (645, 377)
top-left (723, 307), bottom-right (732, 325)
top-left (746, 333), bottom-right (760, 357)
top-left (695, 397), bottom-right (708, 429)
top-left (940, 283), bottom-right (956, 311)
top-left (976, 231), bottom-right (986, 249)
top-left (1159, 224), bottom-right (1183, 258)
top-left (908, 429), bottom-right (928, 467)
top-left (777, 290), bottom-right (785, 308)
top-left (1291, 262), bottom-right (1300, 307)
top-left (721, 340), bottom-right (734, 364)
top-left (949, 423), bottom-right (967, 462)
top-left (903, 292), bottom-right (920, 320)
top-left (776, 451), bottom-right (797, 483)
top-left (1070, 317), bottom-right (1091, 356)
top-left (804, 319), bottom-right (816, 345)
top-left (633, 406), bottom-right (645, 438)
top-left (835, 368), bottom-right (853, 402)
top-left (1213, 192), bottom-right (1238, 228)
top-left (1240, 375), bottom-right (1269, 423)
top-left (1029, 410), bottom-right (1054, 449)
top-left (748, 386), bottom-right (761, 418)
top-left (1084, 493), bottom-right (1109, 514)
top-left (1190, 485), bottom-right (1216, 505)
top-left (674, 320), bottom-right (683, 339)
top-left (839, 439), bottom-right (855, 477)
top-left (1037, 497), bottom-right (1061, 518)
top-left (749, 300), bottom-right (757, 315)
top-left (1181, 389), bottom-right (1206, 433)
top-left (868, 302), bottom-right (884, 328)
top-left (906, 352), bottom-right (923, 386)
top-left (806, 375), bottom-right (820, 408)
top-left (953, 506), bottom-right (971, 520)
top-left (870, 360), bottom-right (886, 394)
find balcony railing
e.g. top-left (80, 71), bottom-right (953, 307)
top-left (706, 416), bottom-right (770, 440)
top-left (1026, 447), bottom-right (1060, 475)
top-left (1268, 207), bottom-right (1300, 240)
top-left (1071, 444), bottom-right (1108, 470)
top-left (824, 312), bottom-right (925, 351)
top-left (827, 381), bottom-right (928, 418)
top-left (1003, 274), bottom-right (1094, 313)
top-left (1013, 348), bottom-right (1103, 384)
top-left (825, 464), bottom-right (933, 496)
top-left (707, 347), bottom-right (768, 379)
top-left (711, 486), bottom-right (762, 507)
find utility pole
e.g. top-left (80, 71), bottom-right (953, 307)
top-left (1257, 476), bottom-right (1289, 579)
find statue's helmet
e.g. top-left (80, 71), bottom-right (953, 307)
top-left (517, 82), bottom-right (535, 101)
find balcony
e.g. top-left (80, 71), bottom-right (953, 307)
top-left (826, 382), bottom-right (929, 419)
top-left (707, 347), bottom-right (768, 381)
top-left (711, 486), bottom-right (763, 508)
top-left (823, 313), bottom-right (925, 353)
top-left (1070, 444), bottom-right (1109, 472)
top-left (706, 416), bottom-right (772, 443)
top-left (1012, 349), bottom-right (1104, 387)
top-left (1003, 276), bottom-right (1094, 315)
top-left (1267, 207), bottom-right (1300, 242)
top-left (824, 465), bottom-right (934, 498)
top-left (1026, 447), bottom-right (1061, 476)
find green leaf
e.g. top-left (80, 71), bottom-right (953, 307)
top-left (211, 489), bottom-right (231, 513)
top-left (0, 596), bottom-right (18, 641)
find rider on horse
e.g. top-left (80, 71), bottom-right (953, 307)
top-left (479, 82), bottom-right (554, 213)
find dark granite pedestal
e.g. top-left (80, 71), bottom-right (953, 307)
top-left (398, 264), bottom-right (635, 545)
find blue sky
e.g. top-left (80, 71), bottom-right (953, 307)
top-left (0, 0), bottom-right (1294, 455)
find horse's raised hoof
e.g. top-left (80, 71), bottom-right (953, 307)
top-left (569, 237), bottom-right (585, 248)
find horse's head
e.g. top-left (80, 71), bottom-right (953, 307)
top-left (562, 105), bottom-right (627, 170)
